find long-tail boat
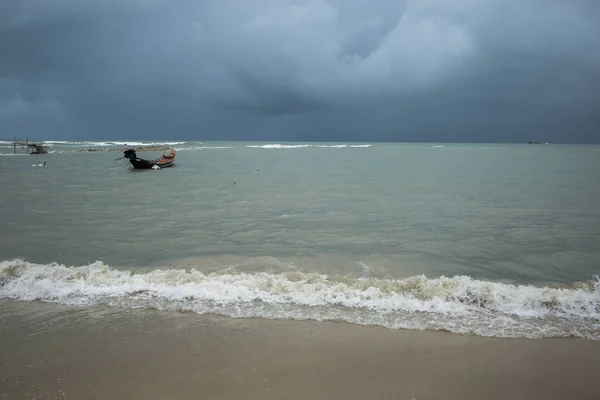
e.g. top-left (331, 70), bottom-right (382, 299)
top-left (123, 149), bottom-right (176, 169)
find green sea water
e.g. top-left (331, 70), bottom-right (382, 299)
top-left (1, 141), bottom-right (599, 339)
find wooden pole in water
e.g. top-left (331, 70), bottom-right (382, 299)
top-left (13, 136), bottom-right (16, 154)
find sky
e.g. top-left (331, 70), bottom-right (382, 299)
top-left (1, 0), bottom-right (599, 143)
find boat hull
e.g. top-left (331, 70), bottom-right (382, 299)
top-left (128, 158), bottom-right (175, 169)
top-left (123, 149), bottom-right (176, 169)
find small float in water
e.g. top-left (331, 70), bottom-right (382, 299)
top-left (122, 148), bottom-right (176, 169)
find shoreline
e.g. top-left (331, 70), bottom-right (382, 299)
top-left (2, 300), bottom-right (599, 400)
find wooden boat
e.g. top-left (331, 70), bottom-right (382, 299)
top-left (123, 148), bottom-right (176, 169)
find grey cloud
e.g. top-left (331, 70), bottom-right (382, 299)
top-left (1, 0), bottom-right (599, 142)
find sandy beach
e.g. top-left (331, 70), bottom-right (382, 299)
top-left (1, 300), bottom-right (599, 400)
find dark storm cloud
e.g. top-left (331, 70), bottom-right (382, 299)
top-left (216, 68), bottom-right (328, 117)
top-left (1, 0), bottom-right (599, 142)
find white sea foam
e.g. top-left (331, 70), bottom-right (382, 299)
top-left (247, 144), bottom-right (311, 149)
top-left (246, 144), bottom-right (372, 149)
top-left (174, 146), bottom-right (234, 151)
top-left (43, 141), bottom-right (187, 147)
top-left (2, 259), bottom-right (598, 340)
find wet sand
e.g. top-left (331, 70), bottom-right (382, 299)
top-left (1, 300), bottom-right (599, 400)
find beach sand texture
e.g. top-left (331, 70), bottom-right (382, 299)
top-left (2, 301), bottom-right (599, 400)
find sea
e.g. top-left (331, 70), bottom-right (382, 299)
top-left (1, 140), bottom-right (599, 340)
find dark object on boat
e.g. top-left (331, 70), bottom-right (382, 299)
top-left (123, 149), bottom-right (176, 169)
top-left (28, 143), bottom-right (48, 154)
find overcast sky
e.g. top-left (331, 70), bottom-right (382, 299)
top-left (1, 0), bottom-right (599, 142)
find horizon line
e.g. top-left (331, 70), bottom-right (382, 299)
top-left (3, 138), bottom-right (597, 145)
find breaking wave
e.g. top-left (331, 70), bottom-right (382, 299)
top-left (2, 259), bottom-right (598, 340)
top-left (43, 141), bottom-right (187, 147)
top-left (247, 144), bottom-right (311, 149)
top-left (246, 144), bottom-right (372, 149)
top-left (173, 146), bottom-right (234, 151)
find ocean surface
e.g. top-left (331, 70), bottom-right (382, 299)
top-left (1, 140), bottom-right (599, 340)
